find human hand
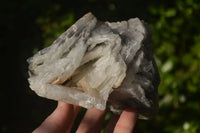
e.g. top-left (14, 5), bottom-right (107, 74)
top-left (33, 101), bottom-right (137, 133)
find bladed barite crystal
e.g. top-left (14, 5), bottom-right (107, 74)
top-left (27, 13), bottom-right (160, 119)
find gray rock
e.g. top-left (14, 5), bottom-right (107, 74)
top-left (27, 12), bottom-right (160, 119)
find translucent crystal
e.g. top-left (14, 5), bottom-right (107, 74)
top-left (27, 13), bottom-right (160, 119)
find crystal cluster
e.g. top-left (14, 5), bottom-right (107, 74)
top-left (27, 13), bottom-right (160, 119)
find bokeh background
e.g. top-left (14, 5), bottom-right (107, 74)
top-left (1, 0), bottom-right (200, 132)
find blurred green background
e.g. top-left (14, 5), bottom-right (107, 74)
top-left (1, 0), bottom-right (200, 132)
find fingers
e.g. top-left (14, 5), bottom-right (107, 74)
top-left (33, 102), bottom-right (137, 133)
top-left (33, 101), bottom-right (80, 133)
top-left (113, 109), bottom-right (138, 133)
top-left (76, 108), bottom-right (106, 133)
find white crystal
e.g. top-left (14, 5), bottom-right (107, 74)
top-left (27, 13), bottom-right (160, 119)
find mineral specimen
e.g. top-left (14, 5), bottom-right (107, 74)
top-left (27, 13), bottom-right (160, 119)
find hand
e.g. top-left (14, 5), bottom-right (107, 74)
top-left (33, 101), bottom-right (137, 133)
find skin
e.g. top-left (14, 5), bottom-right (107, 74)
top-left (33, 101), bottom-right (138, 133)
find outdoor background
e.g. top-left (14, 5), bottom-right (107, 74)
top-left (1, 0), bottom-right (200, 132)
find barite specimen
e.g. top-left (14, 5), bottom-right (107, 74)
top-left (27, 13), bottom-right (160, 119)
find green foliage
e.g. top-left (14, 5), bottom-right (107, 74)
top-left (147, 0), bottom-right (200, 132)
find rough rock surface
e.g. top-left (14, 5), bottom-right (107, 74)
top-left (27, 13), bottom-right (160, 119)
